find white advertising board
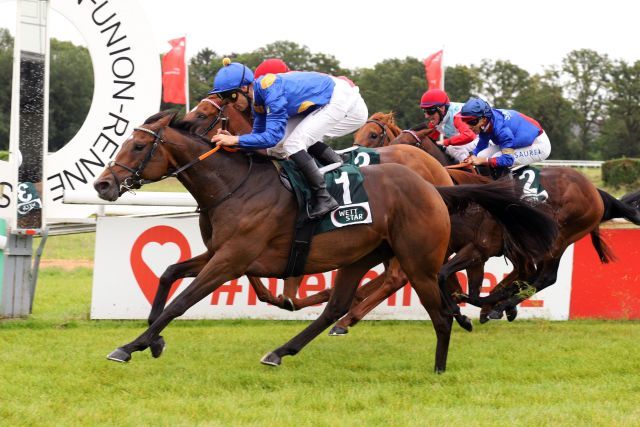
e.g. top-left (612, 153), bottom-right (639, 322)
top-left (91, 216), bottom-right (573, 321)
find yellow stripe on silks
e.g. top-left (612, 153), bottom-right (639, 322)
top-left (260, 74), bottom-right (277, 89)
top-left (298, 101), bottom-right (315, 113)
top-left (254, 105), bottom-right (265, 114)
top-left (502, 148), bottom-right (515, 154)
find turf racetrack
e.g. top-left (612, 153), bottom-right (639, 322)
top-left (1, 268), bottom-right (639, 425)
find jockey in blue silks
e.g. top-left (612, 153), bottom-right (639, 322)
top-left (460, 97), bottom-right (551, 171)
top-left (210, 58), bottom-right (368, 219)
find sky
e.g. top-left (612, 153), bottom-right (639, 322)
top-left (0, 0), bottom-right (639, 74)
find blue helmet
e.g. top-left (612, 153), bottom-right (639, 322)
top-left (460, 97), bottom-right (493, 119)
top-left (208, 58), bottom-right (254, 95)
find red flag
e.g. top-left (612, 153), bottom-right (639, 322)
top-left (423, 50), bottom-right (443, 90)
top-left (162, 37), bottom-right (186, 104)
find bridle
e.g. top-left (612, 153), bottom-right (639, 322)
top-left (360, 119), bottom-right (391, 147)
top-left (401, 129), bottom-right (424, 148)
top-left (197, 98), bottom-right (226, 137)
top-left (107, 126), bottom-right (253, 209)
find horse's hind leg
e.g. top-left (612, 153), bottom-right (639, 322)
top-left (330, 259), bottom-right (406, 335)
top-left (246, 276), bottom-right (295, 310)
top-left (489, 257), bottom-right (562, 320)
top-left (260, 253), bottom-right (384, 367)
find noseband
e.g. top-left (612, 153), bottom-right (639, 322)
top-left (198, 98), bottom-right (226, 137)
top-left (107, 126), bottom-right (164, 193)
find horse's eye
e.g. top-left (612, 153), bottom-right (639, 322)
top-left (370, 132), bottom-right (378, 139)
top-left (134, 144), bottom-right (145, 152)
top-left (197, 113), bottom-right (207, 120)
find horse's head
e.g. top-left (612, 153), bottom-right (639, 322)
top-left (94, 111), bottom-right (177, 201)
top-left (353, 112), bottom-right (402, 148)
top-left (183, 94), bottom-right (253, 138)
top-left (389, 123), bottom-right (454, 166)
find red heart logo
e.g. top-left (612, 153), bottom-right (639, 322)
top-left (130, 225), bottom-right (192, 305)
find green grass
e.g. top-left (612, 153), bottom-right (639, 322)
top-left (1, 268), bottom-right (639, 426)
top-left (36, 233), bottom-right (95, 260)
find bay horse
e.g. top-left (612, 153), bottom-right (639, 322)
top-left (93, 111), bottom-right (557, 373)
top-left (179, 104), bottom-right (555, 332)
top-left (391, 122), bottom-right (640, 321)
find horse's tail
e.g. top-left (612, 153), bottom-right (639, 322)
top-left (598, 189), bottom-right (640, 225)
top-left (621, 189), bottom-right (640, 210)
top-left (436, 178), bottom-right (558, 261)
top-left (590, 226), bottom-right (616, 264)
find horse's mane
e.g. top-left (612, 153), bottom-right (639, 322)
top-left (369, 112), bottom-right (403, 136)
top-left (410, 122), bottom-right (430, 132)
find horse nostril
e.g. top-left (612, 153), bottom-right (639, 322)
top-left (94, 180), bottom-right (110, 195)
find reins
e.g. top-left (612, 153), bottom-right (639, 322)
top-left (108, 126), bottom-right (252, 210)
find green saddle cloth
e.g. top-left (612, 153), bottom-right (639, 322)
top-left (279, 147), bottom-right (380, 234)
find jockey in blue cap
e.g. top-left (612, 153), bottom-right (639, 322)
top-left (210, 58), bottom-right (368, 219)
top-left (460, 97), bottom-right (551, 173)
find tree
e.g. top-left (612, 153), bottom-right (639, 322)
top-left (477, 59), bottom-right (530, 108)
top-left (0, 28), bottom-right (13, 150)
top-left (444, 64), bottom-right (481, 103)
top-left (48, 39), bottom-right (93, 152)
top-left (596, 60), bottom-right (640, 159)
top-left (354, 57), bottom-right (425, 129)
top-left (561, 49), bottom-right (612, 159)
top-left (513, 72), bottom-right (578, 159)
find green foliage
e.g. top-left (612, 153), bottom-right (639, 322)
top-left (0, 28), bottom-right (13, 151)
top-left (0, 150), bottom-right (8, 160)
top-left (602, 158), bottom-right (640, 188)
top-left (478, 59), bottom-right (530, 107)
top-left (445, 64), bottom-right (481, 102)
top-left (48, 39), bottom-right (94, 152)
top-left (354, 57), bottom-right (425, 129)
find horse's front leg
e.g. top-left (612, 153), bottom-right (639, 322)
top-left (107, 252), bottom-right (249, 363)
top-left (146, 252), bottom-right (211, 357)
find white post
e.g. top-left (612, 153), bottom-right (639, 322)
top-left (184, 35), bottom-right (189, 113)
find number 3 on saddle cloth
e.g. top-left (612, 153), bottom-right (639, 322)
top-left (277, 147), bottom-right (381, 278)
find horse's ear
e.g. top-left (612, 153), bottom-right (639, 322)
top-left (156, 110), bottom-right (178, 127)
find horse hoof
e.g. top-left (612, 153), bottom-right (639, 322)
top-left (329, 325), bottom-right (348, 336)
top-left (505, 306), bottom-right (518, 322)
top-left (455, 315), bottom-right (473, 332)
top-left (106, 347), bottom-right (131, 363)
top-left (488, 309), bottom-right (504, 320)
top-left (260, 352), bottom-right (281, 367)
top-left (434, 367), bottom-right (446, 374)
top-left (150, 336), bottom-right (166, 358)
top-left (281, 296), bottom-right (296, 312)
top-left (479, 313), bottom-right (490, 324)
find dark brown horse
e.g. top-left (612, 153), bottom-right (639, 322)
top-left (394, 122), bottom-right (640, 320)
top-left (93, 111), bottom-right (557, 373)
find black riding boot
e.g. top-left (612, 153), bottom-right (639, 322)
top-left (290, 150), bottom-right (339, 219)
top-left (307, 141), bottom-right (343, 166)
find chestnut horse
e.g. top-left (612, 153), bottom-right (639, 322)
top-left (94, 111), bottom-right (558, 373)
top-left (391, 120), bottom-right (640, 320)
top-left (329, 113), bottom-right (522, 331)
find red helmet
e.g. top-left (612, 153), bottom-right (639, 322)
top-left (254, 58), bottom-right (290, 79)
top-left (420, 89), bottom-right (450, 108)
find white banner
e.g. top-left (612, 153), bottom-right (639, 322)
top-left (91, 216), bottom-right (573, 320)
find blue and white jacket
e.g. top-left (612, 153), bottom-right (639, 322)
top-left (238, 72), bottom-right (336, 149)
top-left (473, 109), bottom-right (543, 168)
